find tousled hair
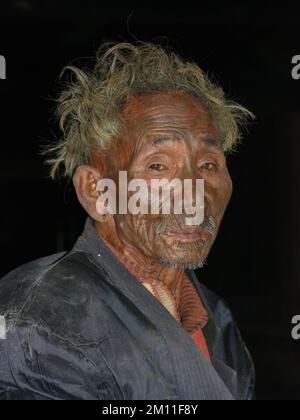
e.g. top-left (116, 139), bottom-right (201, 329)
top-left (45, 41), bottom-right (254, 179)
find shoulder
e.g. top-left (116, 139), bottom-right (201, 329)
top-left (0, 251), bottom-right (67, 315)
top-left (0, 251), bottom-right (123, 400)
top-left (0, 251), bottom-right (110, 344)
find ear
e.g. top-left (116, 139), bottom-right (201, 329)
top-left (73, 165), bottom-right (111, 222)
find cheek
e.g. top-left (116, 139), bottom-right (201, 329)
top-left (116, 213), bottom-right (152, 242)
top-left (118, 219), bottom-right (125, 231)
top-left (114, 178), bottom-right (160, 247)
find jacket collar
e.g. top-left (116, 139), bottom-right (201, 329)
top-left (73, 218), bottom-right (220, 348)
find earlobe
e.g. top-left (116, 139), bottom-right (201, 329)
top-left (87, 172), bottom-right (99, 198)
top-left (73, 165), bottom-right (100, 198)
top-left (73, 165), bottom-right (106, 221)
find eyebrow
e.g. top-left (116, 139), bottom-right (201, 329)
top-left (152, 135), bottom-right (221, 149)
top-left (152, 135), bottom-right (179, 146)
top-left (201, 137), bottom-right (221, 149)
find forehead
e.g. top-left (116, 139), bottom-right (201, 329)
top-left (121, 91), bottom-right (219, 138)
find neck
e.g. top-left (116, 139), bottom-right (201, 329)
top-left (95, 220), bottom-right (185, 300)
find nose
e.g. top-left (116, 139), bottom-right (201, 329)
top-left (177, 165), bottom-right (202, 208)
top-left (172, 166), bottom-right (204, 224)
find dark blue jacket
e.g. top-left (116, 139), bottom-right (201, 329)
top-left (0, 218), bottom-right (255, 400)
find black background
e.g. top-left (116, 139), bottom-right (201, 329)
top-left (1, 1), bottom-right (300, 400)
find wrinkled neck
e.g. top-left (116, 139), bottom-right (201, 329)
top-left (95, 219), bottom-right (184, 301)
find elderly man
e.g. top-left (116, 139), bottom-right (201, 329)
top-left (0, 42), bottom-right (255, 400)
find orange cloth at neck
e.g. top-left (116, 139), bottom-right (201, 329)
top-left (102, 239), bottom-right (211, 362)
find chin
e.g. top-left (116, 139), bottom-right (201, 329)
top-left (158, 256), bottom-right (207, 270)
top-left (156, 244), bottom-right (209, 270)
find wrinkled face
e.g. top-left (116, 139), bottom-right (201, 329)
top-left (103, 92), bottom-right (233, 269)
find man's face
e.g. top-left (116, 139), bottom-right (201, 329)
top-left (105, 92), bottom-right (232, 269)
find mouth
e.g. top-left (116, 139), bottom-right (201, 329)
top-left (166, 227), bottom-right (209, 243)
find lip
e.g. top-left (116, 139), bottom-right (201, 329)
top-left (167, 227), bottom-right (205, 243)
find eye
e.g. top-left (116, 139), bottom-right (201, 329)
top-left (149, 163), bottom-right (167, 172)
top-left (199, 162), bottom-right (217, 171)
